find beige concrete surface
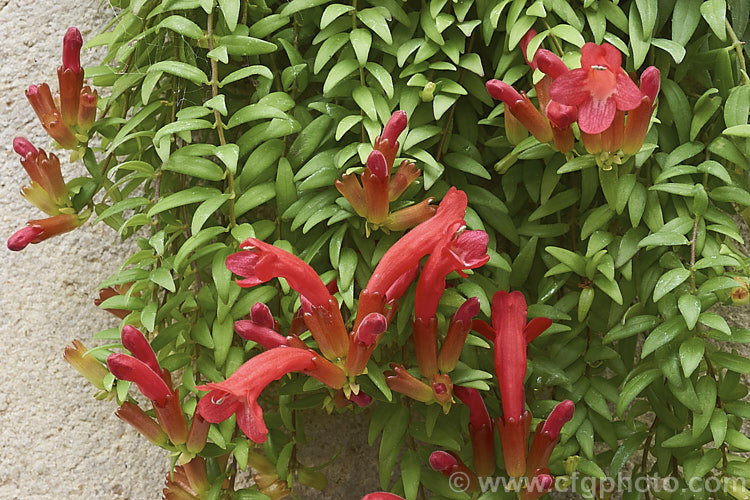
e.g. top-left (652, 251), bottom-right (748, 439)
top-left (0, 1), bottom-right (168, 498)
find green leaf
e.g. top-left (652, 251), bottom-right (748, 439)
top-left (358, 8), bottom-right (392, 44)
top-left (545, 247), bottom-right (586, 276)
top-left (638, 232), bottom-right (689, 248)
top-left (94, 197), bottom-right (151, 224)
top-left (157, 15), bottom-right (204, 39)
top-left (235, 182), bottom-right (277, 217)
top-left (661, 80), bottom-right (692, 143)
top-left (725, 85), bottom-right (750, 128)
top-left (379, 405), bottom-right (409, 489)
top-left (679, 337), bottom-right (705, 377)
top-left (672, 0), bottom-right (703, 45)
top-left (227, 104), bottom-right (289, 128)
top-left (219, 0), bottom-right (241, 31)
top-left (700, 0), bottom-right (727, 41)
top-left (219, 65), bottom-right (274, 87)
top-left (150, 267), bottom-right (176, 293)
top-left (677, 294), bottom-right (701, 330)
top-left (642, 317), bottom-right (686, 358)
top-left (352, 86), bottom-right (378, 121)
top-left (321, 4), bottom-right (355, 29)
top-left (723, 124), bottom-right (750, 137)
top-left (192, 194), bottom-right (231, 235)
top-left (174, 226), bottom-right (228, 271)
top-left (164, 156), bottom-right (225, 181)
top-left (365, 62), bottom-right (394, 98)
top-left (350, 29), bottom-right (372, 66)
top-left (691, 88), bottom-right (722, 141)
top-left (323, 58), bottom-right (359, 94)
top-left (710, 351), bottom-right (750, 374)
top-left (617, 368), bottom-right (661, 417)
top-left (653, 268), bottom-right (691, 302)
top-left (401, 450), bottom-right (420, 500)
top-left (280, 0), bottom-right (331, 16)
top-left (593, 276), bottom-right (623, 305)
top-left (148, 187), bottom-right (222, 216)
top-left (148, 61), bottom-right (208, 85)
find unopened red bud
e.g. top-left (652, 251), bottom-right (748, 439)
top-left (349, 391), bottom-right (373, 407)
top-left (13, 137), bottom-right (38, 158)
top-left (541, 400), bottom-right (574, 439)
top-left (486, 79), bottom-right (522, 103)
top-left (535, 49), bottom-right (569, 79)
top-left (546, 101), bottom-right (577, 129)
top-left (429, 451), bottom-right (459, 471)
top-left (639, 66), bottom-right (660, 102)
top-left (251, 302), bottom-right (275, 329)
top-left (62, 27), bottom-right (83, 73)
top-left (454, 297), bottom-right (480, 326)
top-left (355, 313), bottom-right (387, 345)
top-left (7, 225), bottom-right (44, 251)
top-left (382, 110), bottom-right (407, 145)
top-left (366, 150), bottom-right (388, 180)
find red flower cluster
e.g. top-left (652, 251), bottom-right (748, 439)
top-left (336, 111), bottom-right (436, 234)
top-left (197, 187), bottom-right (489, 441)
top-left (422, 292), bottom-right (573, 498)
top-left (7, 27), bottom-right (97, 251)
top-left (26, 27), bottom-right (97, 150)
top-left (7, 137), bottom-right (84, 251)
top-left (487, 30), bottom-right (660, 167)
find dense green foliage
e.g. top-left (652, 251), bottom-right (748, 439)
top-left (27, 0), bottom-right (750, 497)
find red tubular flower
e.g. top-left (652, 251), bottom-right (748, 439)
top-left (454, 385), bottom-right (495, 477)
top-left (581, 131), bottom-right (602, 154)
top-left (335, 174), bottom-right (367, 217)
top-left (235, 303), bottom-right (288, 349)
top-left (362, 493), bottom-right (406, 500)
top-left (78, 86), bottom-right (98, 131)
top-left (438, 297), bottom-right (481, 374)
top-left (163, 457), bottom-right (210, 499)
top-left (412, 317), bottom-right (439, 377)
top-left (186, 411), bottom-right (210, 453)
top-left (116, 401), bottom-right (168, 447)
top-left (356, 187), bottom-right (468, 327)
top-left (385, 364), bottom-right (433, 403)
top-left (7, 214), bottom-right (82, 251)
top-left (526, 400), bottom-right (575, 476)
top-left (383, 198), bottom-right (436, 232)
top-left (549, 43), bottom-right (643, 134)
top-left (414, 227), bottom-right (489, 321)
top-left (14, 138), bottom-right (68, 211)
top-left (622, 66), bottom-right (660, 155)
top-left (429, 451), bottom-right (479, 493)
top-left (388, 160), bottom-right (421, 201)
top-left (226, 239), bottom-right (348, 360)
top-left (375, 110), bottom-right (407, 169)
top-left (545, 101), bottom-right (577, 153)
top-left (58, 27), bottom-right (84, 126)
top-left (492, 290), bottom-right (552, 478)
top-left (25, 84), bottom-right (78, 149)
top-left (108, 353), bottom-right (172, 405)
top-left (345, 312), bottom-right (387, 376)
top-left (63, 339), bottom-right (107, 390)
top-left (197, 347), bottom-right (319, 443)
top-left (486, 80), bottom-right (553, 143)
top-left (522, 473), bottom-right (555, 500)
top-left (108, 326), bottom-right (188, 445)
top-left (95, 284), bottom-right (133, 319)
top-left (362, 150), bottom-right (390, 225)
top-left (601, 110), bottom-right (625, 153)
